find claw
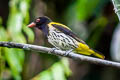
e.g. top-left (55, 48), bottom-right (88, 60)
top-left (49, 48), bottom-right (57, 53)
top-left (64, 49), bottom-right (73, 56)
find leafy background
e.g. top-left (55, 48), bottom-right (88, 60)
top-left (0, 0), bottom-right (120, 80)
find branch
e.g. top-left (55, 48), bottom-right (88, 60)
top-left (112, 0), bottom-right (120, 20)
top-left (0, 42), bottom-right (120, 69)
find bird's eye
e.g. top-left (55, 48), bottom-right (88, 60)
top-left (36, 19), bottom-right (40, 22)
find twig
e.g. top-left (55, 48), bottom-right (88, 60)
top-left (0, 42), bottom-right (120, 69)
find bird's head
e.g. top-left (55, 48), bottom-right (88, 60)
top-left (28, 16), bottom-right (51, 29)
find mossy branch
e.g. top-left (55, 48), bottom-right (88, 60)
top-left (0, 42), bottom-right (120, 69)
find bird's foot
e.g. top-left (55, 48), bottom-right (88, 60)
top-left (49, 48), bottom-right (57, 54)
top-left (64, 49), bottom-right (73, 56)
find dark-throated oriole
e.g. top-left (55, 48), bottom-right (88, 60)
top-left (28, 16), bottom-right (105, 59)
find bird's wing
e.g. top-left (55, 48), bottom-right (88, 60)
top-left (48, 22), bottom-right (86, 44)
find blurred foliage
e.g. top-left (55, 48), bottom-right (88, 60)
top-left (32, 58), bottom-right (71, 80)
top-left (0, 0), bottom-right (34, 79)
top-left (76, 0), bottom-right (100, 21)
top-left (86, 16), bottom-right (108, 48)
top-left (76, 0), bottom-right (109, 21)
top-left (65, 0), bottom-right (109, 40)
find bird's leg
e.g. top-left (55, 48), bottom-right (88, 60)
top-left (49, 48), bottom-right (58, 53)
top-left (64, 49), bottom-right (73, 56)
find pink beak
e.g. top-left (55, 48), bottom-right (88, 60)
top-left (28, 22), bottom-right (36, 28)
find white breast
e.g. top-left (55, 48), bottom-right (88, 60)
top-left (47, 27), bottom-right (78, 50)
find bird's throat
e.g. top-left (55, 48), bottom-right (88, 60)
top-left (38, 24), bottom-right (48, 36)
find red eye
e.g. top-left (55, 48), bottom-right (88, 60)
top-left (36, 19), bottom-right (40, 22)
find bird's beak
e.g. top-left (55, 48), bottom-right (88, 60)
top-left (28, 22), bottom-right (36, 28)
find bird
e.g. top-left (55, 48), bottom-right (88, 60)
top-left (28, 16), bottom-right (105, 59)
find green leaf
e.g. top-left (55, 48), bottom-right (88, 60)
top-left (11, 33), bottom-right (26, 43)
top-left (4, 48), bottom-right (23, 80)
top-left (76, 0), bottom-right (100, 21)
top-left (7, 12), bottom-right (23, 34)
top-left (51, 63), bottom-right (66, 80)
top-left (32, 58), bottom-right (71, 80)
top-left (14, 49), bottom-right (25, 65)
top-left (61, 58), bottom-right (71, 76)
top-left (32, 70), bottom-right (53, 80)
top-left (0, 27), bottom-right (8, 41)
top-left (23, 24), bottom-right (35, 43)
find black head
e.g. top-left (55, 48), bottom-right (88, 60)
top-left (28, 16), bottom-right (52, 29)
top-left (28, 16), bottom-right (51, 36)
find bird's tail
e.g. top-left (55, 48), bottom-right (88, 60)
top-left (89, 49), bottom-right (105, 59)
top-left (75, 48), bottom-right (105, 59)
top-left (75, 43), bottom-right (105, 59)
